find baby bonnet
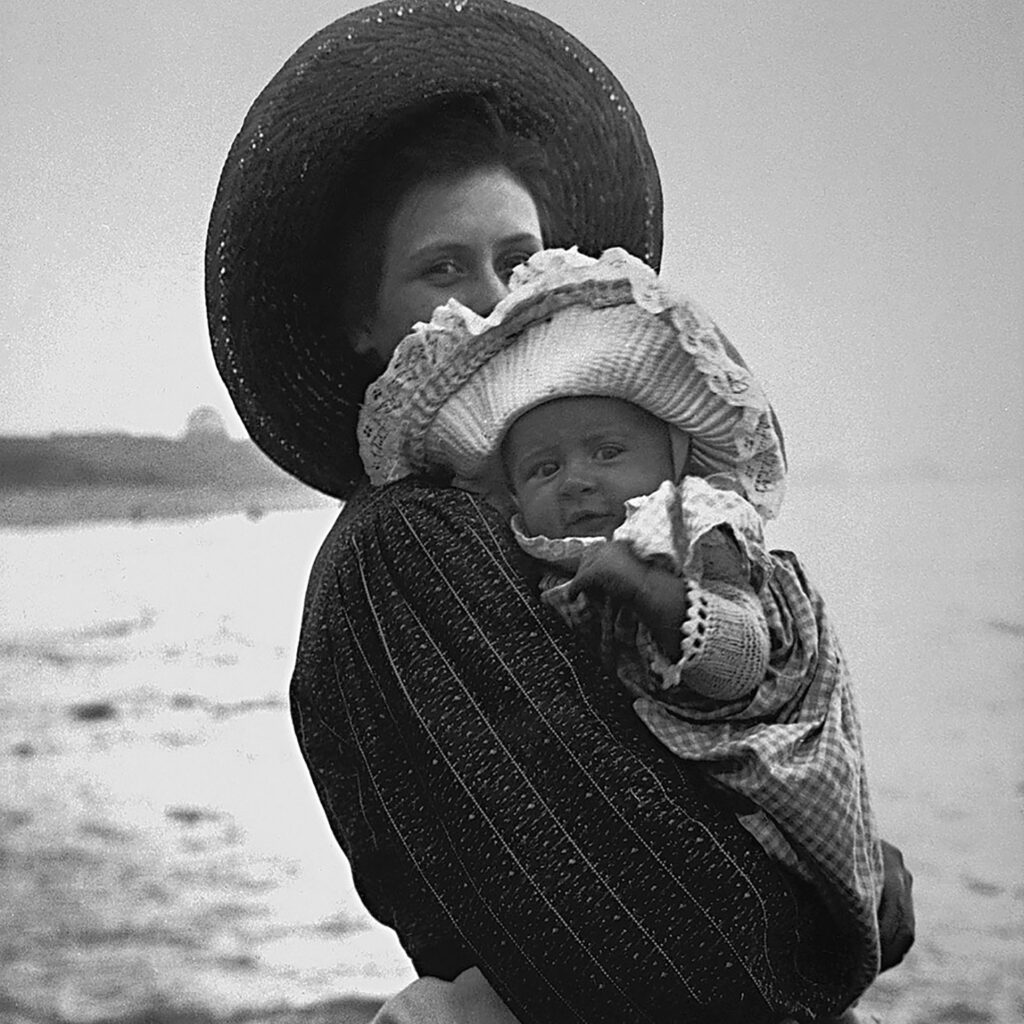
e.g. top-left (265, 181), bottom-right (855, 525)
top-left (358, 247), bottom-right (786, 518)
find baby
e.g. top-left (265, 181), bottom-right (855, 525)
top-left (359, 246), bottom-right (884, 983)
top-left (504, 393), bottom-right (772, 706)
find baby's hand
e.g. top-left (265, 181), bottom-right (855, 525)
top-left (564, 540), bottom-right (649, 605)
top-left (541, 580), bottom-right (594, 630)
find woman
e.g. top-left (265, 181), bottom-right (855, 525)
top-left (207, 2), bottom-right (913, 1021)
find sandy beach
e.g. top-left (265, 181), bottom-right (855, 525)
top-left (1, 476), bottom-right (1021, 1024)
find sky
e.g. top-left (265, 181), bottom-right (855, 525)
top-left (1, 0), bottom-right (1021, 480)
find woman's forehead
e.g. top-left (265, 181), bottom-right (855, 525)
top-left (386, 168), bottom-right (542, 255)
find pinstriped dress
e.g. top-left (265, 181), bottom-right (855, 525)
top-left (289, 479), bottom-right (866, 1024)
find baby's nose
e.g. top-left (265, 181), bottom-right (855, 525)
top-left (559, 465), bottom-right (597, 495)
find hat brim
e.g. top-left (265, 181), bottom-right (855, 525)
top-left (206, 0), bottom-right (663, 498)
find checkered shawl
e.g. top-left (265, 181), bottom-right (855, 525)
top-left (633, 550), bottom-right (884, 982)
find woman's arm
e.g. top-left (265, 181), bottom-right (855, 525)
top-left (290, 481), bottom-right (870, 1024)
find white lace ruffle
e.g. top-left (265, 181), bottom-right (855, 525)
top-left (511, 512), bottom-right (608, 571)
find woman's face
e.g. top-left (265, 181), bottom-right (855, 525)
top-left (352, 168), bottom-right (543, 367)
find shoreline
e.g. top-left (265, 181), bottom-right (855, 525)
top-left (0, 485), bottom-right (338, 530)
top-left (0, 996), bottom-right (385, 1024)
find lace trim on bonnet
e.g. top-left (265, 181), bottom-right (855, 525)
top-left (358, 247), bottom-right (785, 518)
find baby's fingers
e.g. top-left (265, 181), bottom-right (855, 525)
top-left (564, 592), bottom-right (592, 628)
top-left (541, 583), bottom-right (591, 628)
top-left (541, 580), bottom-right (574, 606)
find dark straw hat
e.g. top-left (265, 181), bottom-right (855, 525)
top-left (207, 0), bottom-right (663, 498)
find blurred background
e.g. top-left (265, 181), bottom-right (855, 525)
top-left (1, 2), bottom-right (1021, 1023)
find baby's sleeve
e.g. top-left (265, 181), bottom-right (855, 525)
top-left (642, 568), bottom-right (770, 701)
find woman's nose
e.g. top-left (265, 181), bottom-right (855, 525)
top-left (462, 265), bottom-right (509, 316)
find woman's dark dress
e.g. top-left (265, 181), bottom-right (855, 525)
top-left (290, 480), bottom-right (862, 1024)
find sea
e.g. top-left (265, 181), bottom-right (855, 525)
top-left (1, 477), bottom-right (1021, 1024)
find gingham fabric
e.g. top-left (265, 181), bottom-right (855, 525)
top-left (290, 479), bottom-right (874, 1024)
top-left (518, 478), bottom-right (883, 985)
top-left (634, 552), bottom-right (884, 983)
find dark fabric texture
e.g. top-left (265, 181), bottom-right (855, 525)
top-left (290, 479), bottom-right (866, 1024)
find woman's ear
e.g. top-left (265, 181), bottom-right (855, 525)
top-left (350, 323), bottom-right (376, 356)
top-left (349, 320), bottom-right (391, 375)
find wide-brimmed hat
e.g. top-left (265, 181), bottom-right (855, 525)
top-left (359, 248), bottom-right (787, 519)
top-left (206, 0), bottom-right (663, 499)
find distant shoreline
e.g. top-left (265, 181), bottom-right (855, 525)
top-left (0, 484), bottom-right (338, 529)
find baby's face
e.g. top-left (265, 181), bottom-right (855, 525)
top-left (503, 396), bottom-right (674, 539)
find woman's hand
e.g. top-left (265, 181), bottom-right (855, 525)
top-left (878, 839), bottom-right (915, 970)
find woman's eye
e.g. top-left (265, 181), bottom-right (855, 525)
top-left (423, 259), bottom-right (461, 281)
top-left (497, 249), bottom-right (537, 282)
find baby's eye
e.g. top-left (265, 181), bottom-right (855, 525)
top-left (530, 460), bottom-right (559, 480)
top-left (594, 444), bottom-right (623, 461)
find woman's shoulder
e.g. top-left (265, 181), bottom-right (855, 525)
top-left (330, 478), bottom-right (503, 539)
top-left (309, 478), bottom-right (518, 585)
top-left (296, 478), bottom-right (541, 664)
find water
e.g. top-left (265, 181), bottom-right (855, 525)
top-left (0, 509), bottom-right (414, 1022)
top-left (769, 478), bottom-right (1024, 1022)
top-left (1, 479), bottom-right (1021, 1023)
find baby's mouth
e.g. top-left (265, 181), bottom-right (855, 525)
top-left (565, 510), bottom-right (617, 537)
